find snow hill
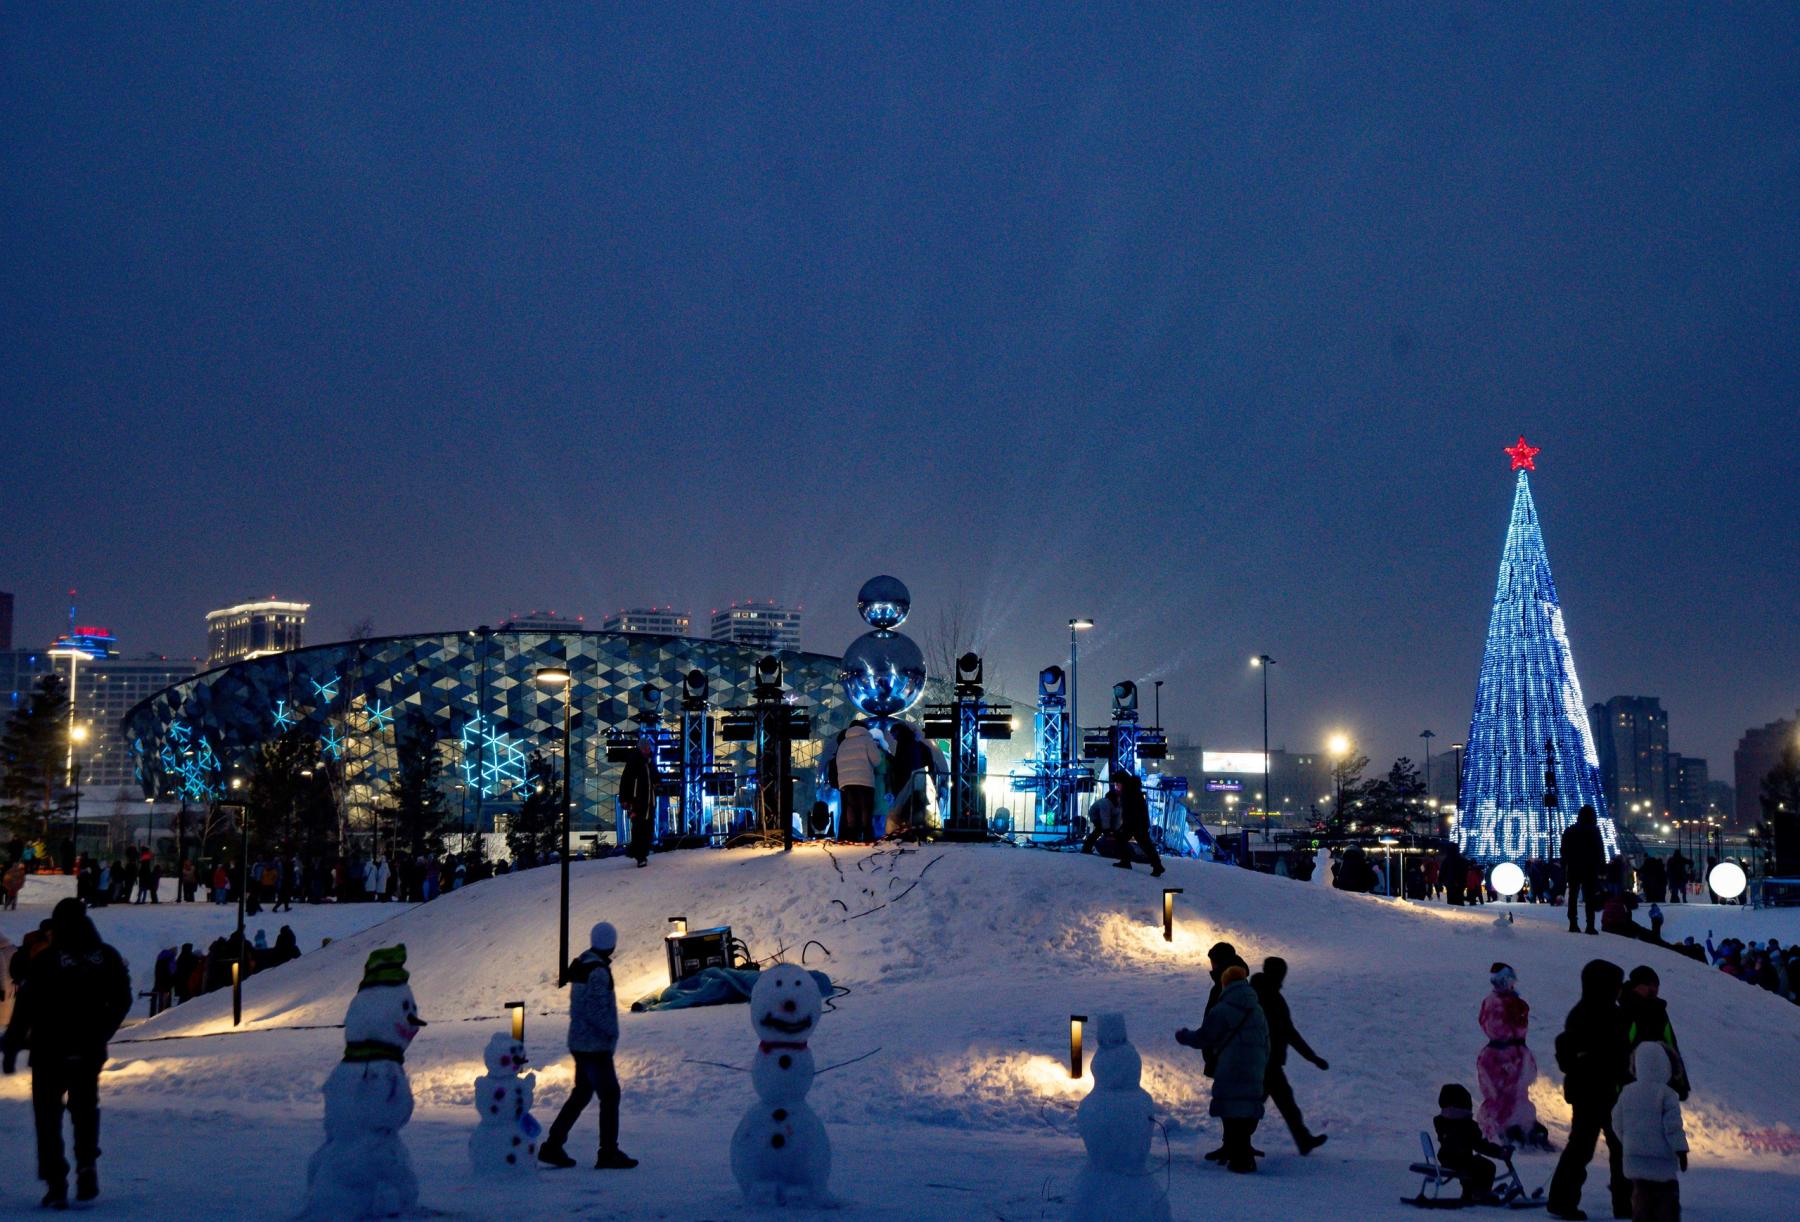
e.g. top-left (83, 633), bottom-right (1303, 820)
top-left (6, 846), bottom-right (1798, 1219)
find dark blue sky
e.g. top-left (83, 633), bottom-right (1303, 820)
top-left (4, 5), bottom-right (1797, 772)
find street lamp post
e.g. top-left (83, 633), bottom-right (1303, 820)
top-left (67, 724), bottom-right (89, 867)
top-left (536, 667), bottom-right (575, 986)
top-left (1067, 618), bottom-right (1093, 780)
top-left (1253, 656), bottom-right (1274, 823)
top-left (1328, 732), bottom-right (1351, 824)
top-left (455, 783), bottom-right (468, 854)
top-left (1419, 729), bottom-right (1436, 805)
top-left (225, 777), bottom-right (246, 1026)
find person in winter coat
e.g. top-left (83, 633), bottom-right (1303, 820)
top-left (1478, 963), bottom-right (1548, 1148)
top-left (1110, 773), bottom-right (1165, 876)
top-left (540, 921), bottom-right (636, 1170)
top-left (1080, 782), bottom-right (1120, 854)
top-left (1434, 1082), bottom-right (1511, 1204)
top-left (1547, 958), bottom-right (1631, 1220)
top-left (620, 739), bottom-right (660, 867)
top-left (0, 932), bottom-right (16, 1026)
top-left (2, 898), bottom-right (133, 1208)
top-left (1442, 843), bottom-right (1467, 905)
top-left (1562, 805), bottom-right (1606, 934)
top-left (1250, 957), bottom-right (1328, 1154)
top-left (1611, 1042), bottom-right (1687, 1222)
top-left (1618, 966), bottom-right (1688, 1101)
top-left (1664, 852), bottom-right (1688, 904)
top-left (833, 722), bottom-right (883, 843)
top-left (1177, 964), bottom-right (1270, 1173)
top-left (2, 859), bottom-right (25, 910)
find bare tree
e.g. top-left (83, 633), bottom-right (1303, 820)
top-left (923, 596), bottom-right (976, 681)
top-left (344, 615), bottom-right (376, 641)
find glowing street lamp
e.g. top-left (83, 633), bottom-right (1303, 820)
top-left (1069, 1014), bottom-right (1087, 1079)
top-left (1327, 733), bottom-right (1352, 815)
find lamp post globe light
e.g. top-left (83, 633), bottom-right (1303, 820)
top-left (67, 723), bottom-right (89, 861)
top-left (1252, 656), bottom-right (1274, 823)
top-left (1327, 732), bottom-right (1351, 819)
top-left (534, 666), bottom-right (575, 986)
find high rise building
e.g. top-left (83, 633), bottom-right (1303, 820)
top-left (7, 640), bottom-right (196, 794)
top-left (1666, 753), bottom-right (1709, 824)
top-left (497, 610), bottom-right (585, 632)
top-left (601, 606), bottom-right (692, 636)
top-left (206, 599), bottom-right (309, 667)
top-left (1456, 439), bottom-right (1615, 861)
top-left (709, 601), bottom-right (802, 652)
top-left (0, 590), bottom-right (12, 650)
top-left (1589, 696), bottom-right (1670, 828)
top-left (1735, 712), bottom-right (1799, 827)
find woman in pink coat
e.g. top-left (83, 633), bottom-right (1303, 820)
top-left (1477, 963), bottom-right (1551, 1149)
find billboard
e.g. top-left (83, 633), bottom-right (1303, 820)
top-left (1202, 751), bottom-right (1268, 775)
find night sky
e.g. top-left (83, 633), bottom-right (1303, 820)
top-left (4, 5), bottom-right (1797, 774)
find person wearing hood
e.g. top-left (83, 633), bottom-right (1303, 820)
top-left (1176, 963), bottom-right (1270, 1173)
top-left (1619, 966), bottom-right (1688, 1101)
top-left (1611, 1042), bottom-right (1687, 1222)
top-left (1561, 805), bottom-right (1606, 935)
top-left (541, 921), bottom-right (636, 1171)
top-left (1250, 957), bottom-right (1329, 1155)
top-left (1433, 1082), bottom-right (1511, 1205)
top-left (1548, 959), bottom-right (1631, 1221)
top-left (2, 898), bottom-right (133, 1208)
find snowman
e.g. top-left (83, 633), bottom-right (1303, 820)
top-left (468, 1031), bottom-right (542, 1174)
top-left (303, 945), bottom-right (426, 1219)
top-left (730, 964), bottom-right (832, 1206)
top-left (1068, 1013), bottom-right (1169, 1222)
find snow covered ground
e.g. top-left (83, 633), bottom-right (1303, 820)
top-left (4, 846), bottom-right (1797, 1219)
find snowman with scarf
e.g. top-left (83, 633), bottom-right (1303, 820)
top-left (304, 945), bottom-right (427, 1219)
top-left (1069, 1012), bottom-right (1168, 1222)
top-left (730, 963), bottom-right (833, 1206)
top-left (469, 1031), bottom-right (542, 1174)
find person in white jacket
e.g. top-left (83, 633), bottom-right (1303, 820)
top-left (1610, 1041), bottom-right (1688, 1222)
top-left (833, 723), bottom-right (885, 843)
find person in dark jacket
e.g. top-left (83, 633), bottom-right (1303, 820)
top-left (1250, 957), bottom-right (1329, 1154)
top-left (1547, 958), bottom-right (1631, 1220)
top-left (172, 943), bottom-right (198, 1004)
top-left (1109, 773), bottom-right (1165, 877)
top-left (1664, 851), bottom-right (1688, 904)
top-left (1638, 856), bottom-right (1667, 904)
top-left (1618, 965), bottom-right (1688, 1101)
top-left (1561, 805), bottom-right (1606, 935)
top-left (1178, 965), bottom-right (1270, 1173)
top-left (1442, 843), bottom-right (1467, 906)
top-left (2, 898), bottom-right (133, 1208)
top-left (1435, 1082), bottom-right (1510, 1204)
top-left (541, 921), bottom-right (636, 1170)
top-left (619, 739), bottom-right (659, 868)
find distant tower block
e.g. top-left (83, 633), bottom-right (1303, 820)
top-left (1456, 438), bottom-right (1617, 862)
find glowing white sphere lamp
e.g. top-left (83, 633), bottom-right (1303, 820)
top-left (1490, 862), bottom-right (1526, 898)
top-left (1708, 862), bottom-right (1747, 901)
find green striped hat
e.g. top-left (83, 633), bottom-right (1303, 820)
top-left (359, 945), bottom-right (409, 990)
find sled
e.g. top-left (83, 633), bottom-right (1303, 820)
top-left (1402, 1132), bottom-right (1545, 1209)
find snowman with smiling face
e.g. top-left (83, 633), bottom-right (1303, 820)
top-left (304, 945), bottom-right (427, 1219)
top-left (730, 963), bottom-right (832, 1206)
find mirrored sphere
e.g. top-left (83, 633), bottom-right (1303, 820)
top-left (840, 630), bottom-right (926, 717)
top-left (856, 575), bottom-right (912, 629)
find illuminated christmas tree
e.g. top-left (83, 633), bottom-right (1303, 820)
top-left (1457, 437), bottom-right (1617, 862)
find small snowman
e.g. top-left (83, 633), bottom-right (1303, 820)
top-left (1069, 1013), bottom-right (1169, 1222)
top-left (469, 1031), bottom-right (542, 1174)
top-left (304, 945), bottom-right (427, 1220)
top-left (730, 964), bottom-right (832, 1206)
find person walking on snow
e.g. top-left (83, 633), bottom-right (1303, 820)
top-left (3, 898), bottom-right (133, 1208)
top-left (540, 922), bottom-right (636, 1171)
top-left (1547, 959), bottom-right (1630, 1220)
top-left (620, 739), bottom-right (659, 867)
top-left (1110, 773), bottom-right (1164, 877)
top-left (1250, 957), bottom-right (1328, 1154)
top-left (1561, 805), bottom-right (1605, 935)
top-left (833, 722), bottom-right (883, 844)
top-left (1611, 1042), bottom-right (1687, 1222)
top-left (1478, 963), bottom-right (1550, 1150)
top-left (1177, 963), bottom-right (1269, 1173)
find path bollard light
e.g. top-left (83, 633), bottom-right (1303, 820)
top-left (1070, 1015), bottom-right (1087, 1079)
top-left (1490, 862), bottom-right (1526, 899)
top-left (507, 1001), bottom-right (525, 1042)
top-left (231, 962), bottom-right (241, 1026)
top-left (1162, 888), bottom-right (1183, 941)
top-left (669, 915), bottom-right (688, 936)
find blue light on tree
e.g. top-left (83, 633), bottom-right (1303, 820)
top-left (1456, 439), bottom-right (1618, 863)
top-left (459, 714), bottom-right (530, 799)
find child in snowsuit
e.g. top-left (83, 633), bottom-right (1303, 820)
top-left (1478, 963), bottom-right (1548, 1149)
top-left (1435, 1083), bottom-right (1510, 1205)
top-left (1611, 1042), bottom-right (1687, 1222)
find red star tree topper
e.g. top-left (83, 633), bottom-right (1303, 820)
top-left (1504, 435), bottom-right (1540, 471)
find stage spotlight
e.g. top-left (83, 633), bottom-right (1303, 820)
top-left (682, 669), bottom-right (707, 702)
top-left (755, 655), bottom-right (783, 688)
top-left (1112, 681), bottom-right (1137, 714)
top-left (637, 683), bottom-right (662, 717)
top-left (956, 652), bottom-right (983, 686)
top-left (1039, 666), bottom-right (1066, 700)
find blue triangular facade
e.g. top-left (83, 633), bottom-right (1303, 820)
top-left (1458, 471), bottom-right (1617, 862)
